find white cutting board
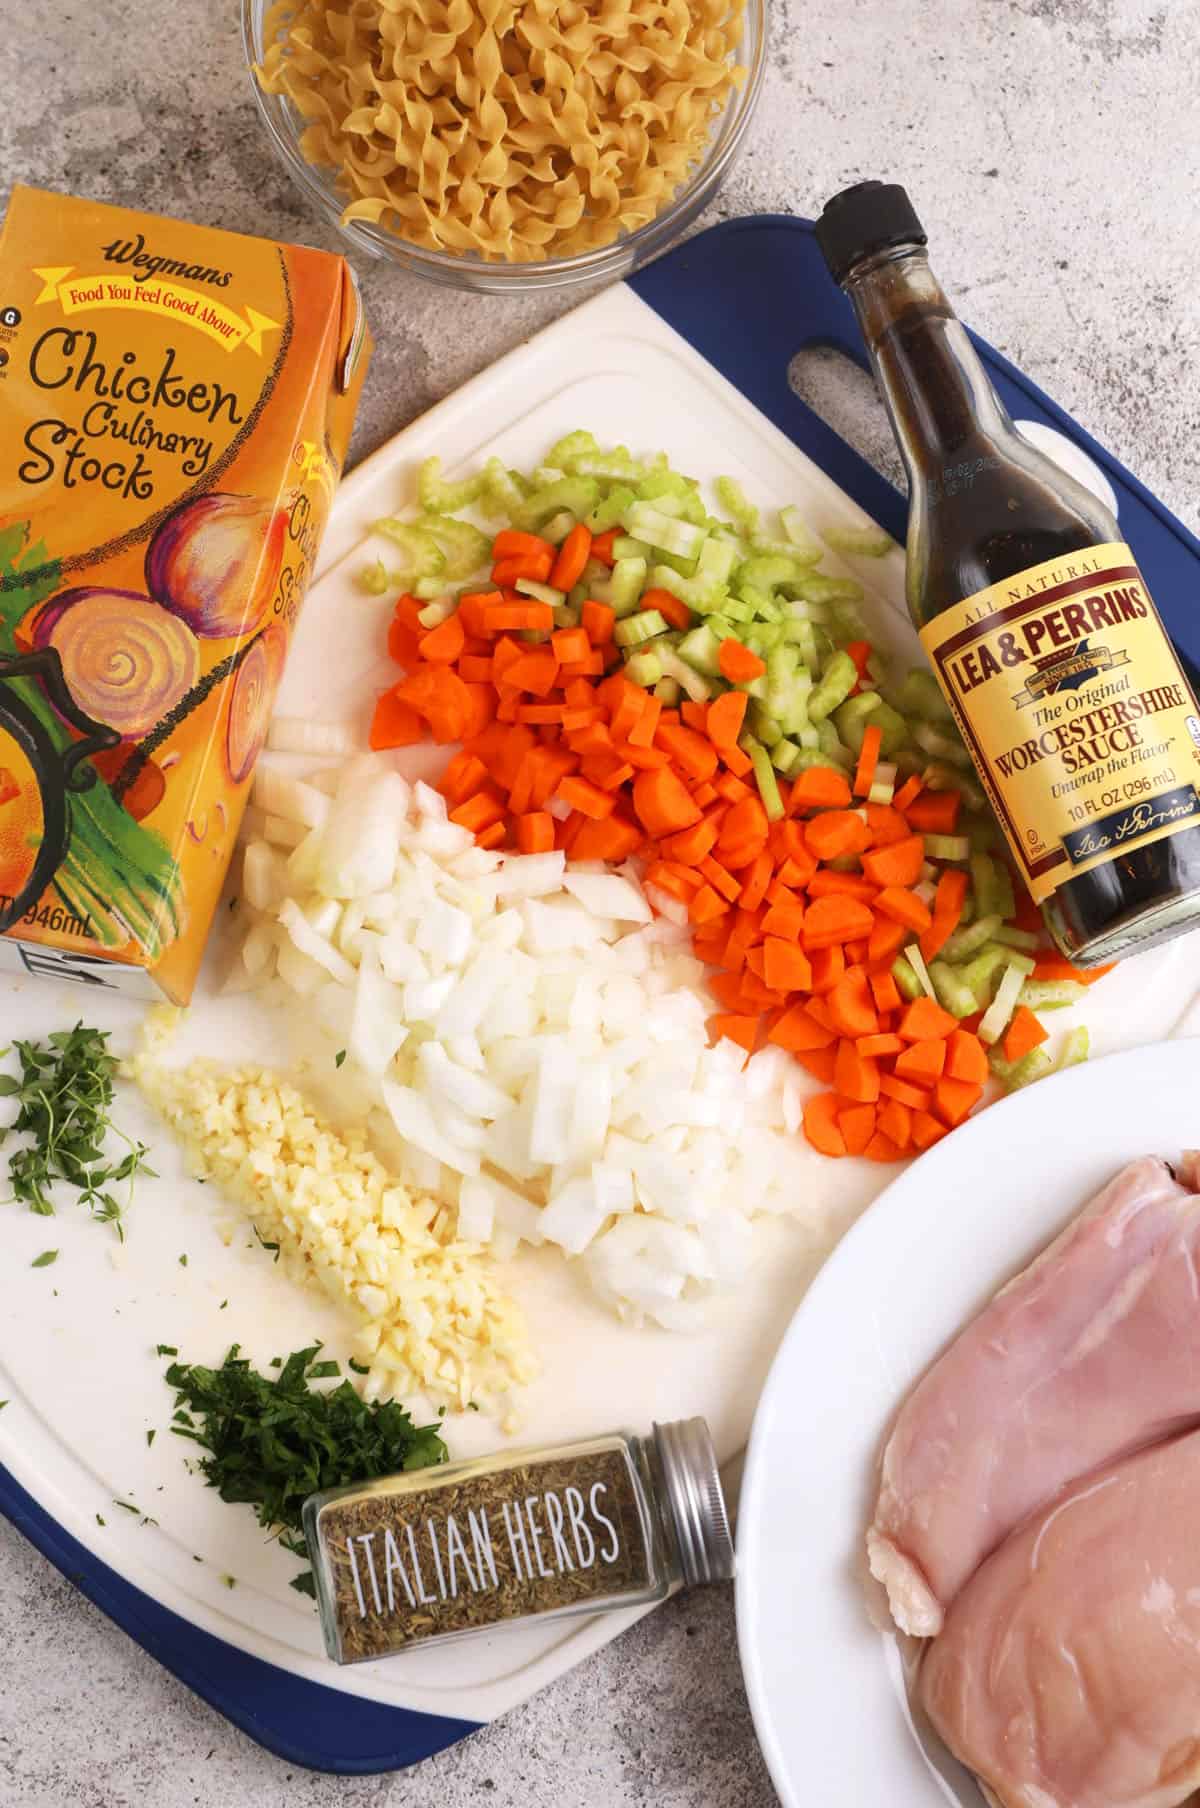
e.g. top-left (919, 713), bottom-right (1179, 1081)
top-left (3, 283), bottom-right (1198, 1727)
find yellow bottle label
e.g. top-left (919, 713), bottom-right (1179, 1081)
top-left (918, 542), bottom-right (1200, 905)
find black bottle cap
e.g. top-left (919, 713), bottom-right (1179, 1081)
top-left (815, 181), bottom-right (926, 285)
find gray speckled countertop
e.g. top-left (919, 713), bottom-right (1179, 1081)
top-left (3, 1), bottom-right (1200, 1803)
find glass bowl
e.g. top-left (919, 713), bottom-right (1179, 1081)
top-left (241, 0), bottom-right (768, 294)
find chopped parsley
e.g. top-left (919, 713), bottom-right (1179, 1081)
top-left (95, 1514), bottom-right (106, 1527)
top-left (31, 1249), bottom-right (58, 1268)
top-left (0, 1025), bottom-right (154, 1237)
top-left (164, 1344), bottom-right (447, 1596)
top-left (178, 1254), bottom-right (188, 1268)
top-left (253, 1226), bottom-right (281, 1262)
top-left (156, 1344), bottom-right (178, 1357)
top-left (146, 1429), bottom-right (156, 1448)
top-left (113, 1499), bottom-right (138, 1515)
top-left (334, 1049), bottom-right (347, 1069)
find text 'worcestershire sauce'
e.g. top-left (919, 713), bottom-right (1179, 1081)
top-left (816, 182), bottom-right (1200, 965)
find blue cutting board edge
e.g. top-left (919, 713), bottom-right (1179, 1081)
top-left (5, 210), bottom-right (1199, 1777)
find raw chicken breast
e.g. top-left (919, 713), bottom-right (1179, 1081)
top-left (920, 1427), bottom-right (1200, 1808)
top-left (868, 1154), bottom-right (1200, 1635)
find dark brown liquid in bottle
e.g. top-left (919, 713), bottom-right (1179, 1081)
top-left (860, 275), bottom-right (1200, 961)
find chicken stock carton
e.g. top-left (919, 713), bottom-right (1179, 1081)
top-left (0, 186), bottom-right (370, 1000)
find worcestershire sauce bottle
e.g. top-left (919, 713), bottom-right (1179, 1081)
top-left (816, 181), bottom-right (1200, 965)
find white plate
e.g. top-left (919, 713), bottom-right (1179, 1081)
top-left (735, 1037), bottom-right (1200, 1807)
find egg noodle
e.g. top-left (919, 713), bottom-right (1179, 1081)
top-left (255, 0), bottom-right (747, 262)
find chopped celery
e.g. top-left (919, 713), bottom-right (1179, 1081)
top-left (1056, 1025), bottom-right (1090, 1071)
top-left (545, 429), bottom-right (598, 468)
top-left (824, 520), bottom-right (895, 558)
top-left (723, 597), bottom-right (757, 624)
top-left (970, 852), bottom-right (1016, 921)
top-left (1017, 979), bottom-right (1086, 1011)
top-left (832, 692), bottom-right (881, 754)
top-left (638, 467), bottom-right (697, 504)
top-left (514, 578), bottom-right (565, 609)
top-left (868, 763), bottom-right (897, 805)
top-left (696, 537), bottom-right (738, 584)
top-left (816, 718), bottom-right (853, 768)
top-left (715, 476), bottom-right (759, 537)
top-left (610, 556), bottom-right (648, 617)
top-left (615, 610), bottom-right (667, 648)
top-left (792, 747), bottom-right (847, 771)
top-left (417, 455), bottom-right (486, 515)
top-left (653, 676), bottom-right (682, 704)
top-left (625, 649), bottom-right (664, 687)
top-left (929, 960), bottom-right (980, 1019)
top-left (924, 833), bottom-right (971, 862)
top-left (655, 645), bottom-right (715, 703)
top-left (978, 961), bottom-right (1028, 1044)
top-left (553, 602), bottom-right (581, 629)
top-left (359, 558), bottom-right (393, 596)
top-left (772, 739), bottom-right (804, 776)
top-left (959, 943), bottom-right (1011, 1004)
top-left (914, 720), bottom-right (972, 770)
top-left (808, 651), bottom-right (858, 723)
top-left (676, 624), bottom-right (724, 677)
top-left (532, 465), bottom-right (566, 487)
top-left (779, 506), bottom-right (824, 563)
top-left (587, 485), bottom-right (638, 533)
top-left (374, 519), bottom-right (447, 583)
top-left (990, 1044), bottom-right (1056, 1092)
top-left (994, 924), bottom-right (1040, 951)
top-left (417, 595), bottom-right (456, 628)
top-left (749, 534), bottom-right (822, 562)
top-left (796, 575), bottom-right (865, 606)
top-left (612, 535), bottom-right (653, 561)
top-left (744, 735), bottom-right (785, 821)
top-left (748, 703), bottom-right (784, 748)
top-left (861, 700), bottom-right (908, 757)
top-left (413, 574), bottom-right (451, 600)
top-left (897, 669), bottom-right (955, 727)
top-left (648, 564), bottom-right (725, 613)
top-left (576, 450), bottom-right (651, 483)
top-left (625, 502), bottom-right (707, 560)
top-left (906, 943), bottom-right (938, 1000)
top-left (540, 510), bottom-right (577, 545)
top-left (737, 553), bottom-right (812, 591)
top-left (892, 955), bottom-right (923, 1002)
top-left (483, 457), bottom-right (530, 519)
top-left (520, 476), bottom-right (600, 530)
top-left (941, 915), bottom-right (1002, 962)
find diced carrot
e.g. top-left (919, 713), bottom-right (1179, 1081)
top-left (853, 723), bottom-right (883, 798)
top-left (838, 1103), bottom-right (877, 1156)
top-left (459, 654), bottom-right (495, 683)
top-left (862, 834), bottom-right (925, 889)
top-left (845, 639), bottom-right (873, 679)
top-left (761, 938), bottom-right (813, 992)
top-left (484, 601), bottom-right (555, 634)
top-left (864, 1131), bottom-right (903, 1163)
top-left (438, 751), bottom-right (489, 806)
top-left (946, 1028), bottom-right (989, 1084)
top-left (1003, 1006), bottom-right (1049, 1064)
top-left (710, 1012), bottom-right (758, 1052)
top-left (933, 1076), bottom-right (983, 1128)
top-left (795, 1048), bottom-right (838, 1084)
top-left (550, 523), bottom-right (592, 592)
top-left (457, 590), bottom-right (501, 637)
top-left (893, 774), bottom-right (923, 813)
top-left (716, 795), bottom-right (769, 867)
top-left (719, 742), bottom-right (754, 778)
top-left (805, 809), bottom-right (872, 862)
top-left (581, 599), bottom-right (615, 645)
top-left (387, 614), bottom-right (422, 669)
top-left (690, 885), bottom-right (730, 925)
top-left (856, 1033), bottom-right (905, 1059)
top-left (718, 639), bottom-right (766, 684)
top-left (645, 862), bottom-right (694, 904)
top-left (806, 996), bottom-right (834, 1030)
top-left (907, 789), bottom-right (961, 834)
top-left (492, 551), bottom-right (554, 586)
top-left (789, 766), bottom-right (852, 812)
top-left (876, 1097), bottom-right (913, 1151)
top-left (768, 1002), bottom-right (834, 1051)
top-left (698, 855), bottom-right (741, 903)
top-left (419, 612), bottom-right (466, 664)
top-left (835, 1039), bottom-right (881, 1104)
top-left (761, 900), bottom-right (805, 942)
top-left (866, 917), bottom-right (907, 969)
top-left (551, 627), bottom-right (590, 664)
top-left (807, 870), bottom-right (878, 903)
top-left (627, 693), bottom-right (663, 748)
top-left (519, 704), bottom-right (566, 725)
top-left (1032, 952), bottom-right (1115, 985)
top-left (803, 895), bottom-right (875, 950)
top-left (506, 649), bottom-right (560, 696)
top-left (492, 529), bottom-right (554, 563)
top-left (722, 910), bottom-right (760, 971)
top-left (738, 847), bottom-right (774, 913)
top-left (874, 886), bottom-right (933, 932)
top-left (803, 1092), bottom-right (847, 1158)
top-left (559, 652), bottom-right (607, 679)
top-left (450, 789), bottom-right (506, 835)
top-left (869, 970), bottom-right (902, 1014)
top-left (911, 1109), bottom-right (948, 1150)
top-left (615, 740), bottom-right (669, 770)
top-left (692, 781), bottom-right (719, 809)
top-left (476, 821), bottom-right (508, 850)
top-left (826, 968), bottom-right (879, 1040)
top-left (809, 944), bottom-right (846, 994)
top-left (663, 818), bottom-right (718, 865)
top-left (895, 1038), bottom-right (948, 1087)
top-left (589, 529), bottom-right (619, 566)
top-left (656, 722), bottom-right (719, 783)
top-left (898, 997), bottom-right (958, 1041)
top-left (569, 813), bottom-right (643, 862)
top-left (633, 767), bottom-right (702, 838)
top-left (369, 689), bottom-right (424, 749)
top-left (641, 586), bottom-right (692, 631)
top-left (864, 803), bottom-right (911, 847)
top-left (555, 775), bottom-right (615, 820)
top-left (707, 690), bottom-right (747, 749)
top-left (879, 1074), bottom-right (931, 1110)
top-left (516, 811), bottom-right (554, 853)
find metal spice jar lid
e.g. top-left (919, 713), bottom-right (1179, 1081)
top-left (653, 1418), bottom-right (736, 1584)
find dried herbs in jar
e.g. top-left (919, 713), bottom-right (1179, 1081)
top-left (303, 1418), bottom-right (734, 1663)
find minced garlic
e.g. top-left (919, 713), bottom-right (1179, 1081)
top-left (130, 1023), bottom-right (535, 1417)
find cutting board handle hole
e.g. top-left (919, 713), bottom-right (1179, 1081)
top-left (787, 347), bottom-right (906, 493)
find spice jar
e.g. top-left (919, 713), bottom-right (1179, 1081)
top-left (303, 1418), bottom-right (735, 1663)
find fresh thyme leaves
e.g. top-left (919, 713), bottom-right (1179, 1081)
top-left (253, 1226), bottom-right (281, 1262)
top-left (31, 1249), bottom-right (58, 1268)
top-left (334, 1049), bottom-right (347, 1069)
top-left (163, 1343), bottom-right (448, 1597)
top-left (0, 1026), bottom-right (154, 1237)
top-left (96, 1513), bottom-right (106, 1526)
top-left (146, 1430), bottom-right (156, 1447)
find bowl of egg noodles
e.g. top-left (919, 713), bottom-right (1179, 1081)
top-left (242, 0), bottom-right (767, 292)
